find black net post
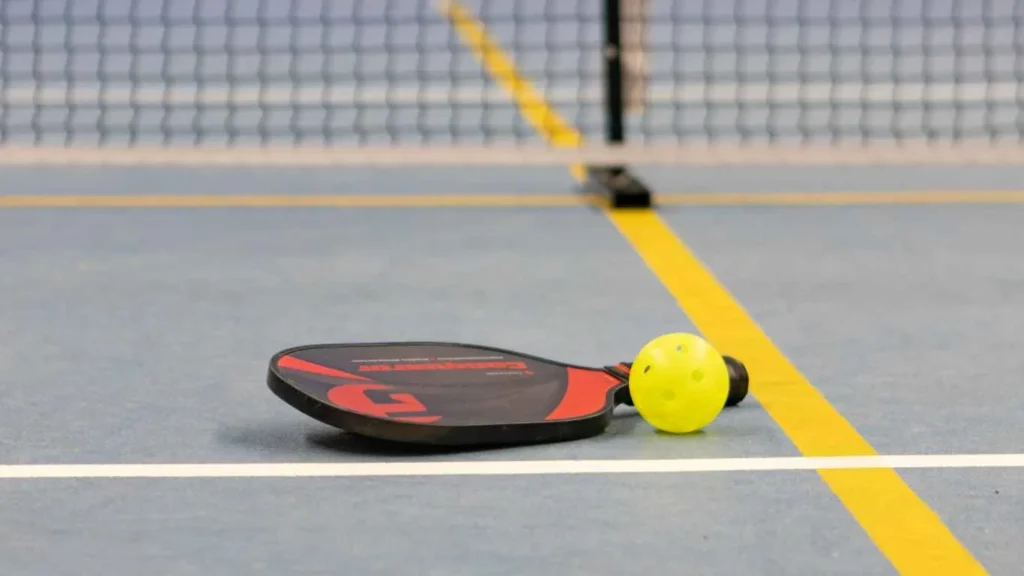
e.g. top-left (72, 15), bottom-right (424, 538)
top-left (603, 0), bottom-right (625, 145)
top-left (580, 0), bottom-right (653, 209)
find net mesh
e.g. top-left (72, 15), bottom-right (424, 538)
top-left (632, 0), bottom-right (1024, 146)
top-left (1, 0), bottom-right (1022, 163)
top-left (0, 0), bottom-right (571, 146)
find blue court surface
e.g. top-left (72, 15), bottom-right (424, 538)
top-left (4, 168), bottom-right (1024, 576)
top-left (3, 1), bottom-right (1024, 575)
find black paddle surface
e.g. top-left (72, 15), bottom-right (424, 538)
top-left (267, 342), bottom-right (749, 447)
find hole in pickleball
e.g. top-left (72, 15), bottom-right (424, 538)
top-left (643, 365), bottom-right (651, 373)
top-left (692, 370), bottom-right (704, 382)
top-left (662, 390), bottom-right (675, 401)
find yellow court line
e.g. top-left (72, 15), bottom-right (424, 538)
top-left (2, 190), bottom-right (1024, 208)
top-left (438, 1), bottom-right (988, 574)
top-left (439, 0), bottom-right (587, 182)
top-left (608, 212), bottom-right (986, 574)
top-left (658, 189), bottom-right (1024, 206)
top-left (0, 194), bottom-right (595, 208)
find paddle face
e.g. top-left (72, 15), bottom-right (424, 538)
top-left (267, 342), bottom-right (627, 446)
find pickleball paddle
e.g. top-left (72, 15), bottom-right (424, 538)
top-left (267, 341), bottom-right (749, 446)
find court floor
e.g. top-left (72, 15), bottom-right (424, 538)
top-left (1, 162), bottom-right (1023, 575)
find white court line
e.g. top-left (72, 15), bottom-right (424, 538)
top-left (4, 142), bottom-right (1024, 166)
top-left (1, 454), bottom-right (1023, 479)
top-left (2, 82), bottom-right (1021, 106)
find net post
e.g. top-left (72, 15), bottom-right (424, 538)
top-left (581, 0), bottom-right (653, 209)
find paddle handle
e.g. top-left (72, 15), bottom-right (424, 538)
top-left (607, 355), bottom-right (749, 408)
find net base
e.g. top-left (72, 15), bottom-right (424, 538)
top-left (581, 165), bottom-right (653, 209)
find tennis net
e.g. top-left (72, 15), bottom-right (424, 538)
top-left (1, 0), bottom-right (1023, 167)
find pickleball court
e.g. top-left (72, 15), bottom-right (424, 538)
top-left (2, 1), bottom-right (1023, 574)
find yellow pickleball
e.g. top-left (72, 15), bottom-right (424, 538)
top-left (628, 332), bottom-right (730, 434)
